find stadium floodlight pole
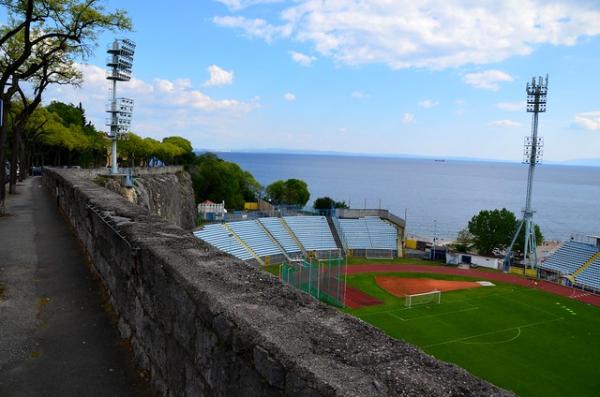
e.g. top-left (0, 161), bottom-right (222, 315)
top-left (432, 219), bottom-right (437, 260)
top-left (106, 39), bottom-right (136, 175)
top-left (503, 75), bottom-right (548, 274)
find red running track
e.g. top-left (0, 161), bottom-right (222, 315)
top-left (346, 264), bottom-right (600, 308)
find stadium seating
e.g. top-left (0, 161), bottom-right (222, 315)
top-left (575, 254), bottom-right (600, 290)
top-left (540, 241), bottom-right (598, 275)
top-left (227, 220), bottom-right (283, 258)
top-left (193, 224), bottom-right (254, 261)
top-left (282, 216), bottom-right (338, 251)
top-left (258, 217), bottom-right (303, 254)
top-left (339, 217), bottom-right (397, 250)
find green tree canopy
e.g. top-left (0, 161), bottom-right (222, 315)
top-left (313, 196), bottom-right (349, 210)
top-left (467, 208), bottom-right (543, 256)
top-left (187, 153), bottom-right (261, 210)
top-left (266, 178), bottom-right (310, 207)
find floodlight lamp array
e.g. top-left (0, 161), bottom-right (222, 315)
top-left (526, 75), bottom-right (548, 113)
top-left (106, 39), bottom-right (136, 81)
top-left (523, 136), bottom-right (544, 164)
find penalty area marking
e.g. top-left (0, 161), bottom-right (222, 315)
top-left (423, 316), bottom-right (564, 349)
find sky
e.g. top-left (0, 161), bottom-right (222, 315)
top-left (41, 0), bottom-right (600, 162)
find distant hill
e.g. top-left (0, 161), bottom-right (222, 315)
top-left (559, 158), bottom-right (600, 167)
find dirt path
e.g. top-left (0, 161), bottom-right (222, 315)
top-left (347, 264), bottom-right (600, 308)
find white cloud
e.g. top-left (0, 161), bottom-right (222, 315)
top-left (463, 70), bottom-right (513, 90)
top-left (496, 101), bottom-right (525, 111)
top-left (214, 1), bottom-right (600, 70)
top-left (44, 63), bottom-right (260, 139)
top-left (204, 64), bottom-right (234, 87)
top-left (339, 127), bottom-right (347, 134)
top-left (283, 92), bottom-right (296, 101)
top-left (574, 111), bottom-right (600, 130)
top-left (402, 113), bottom-right (415, 124)
top-left (289, 50), bottom-right (316, 66)
top-left (216, 0), bottom-right (282, 11)
top-left (213, 16), bottom-right (290, 43)
top-left (351, 90), bottom-right (369, 100)
top-left (488, 119), bottom-right (521, 128)
top-left (418, 99), bottom-right (439, 109)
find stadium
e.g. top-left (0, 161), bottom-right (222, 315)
top-left (193, 209), bottom-right (600, 396)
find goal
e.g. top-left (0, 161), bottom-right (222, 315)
top-left (405, 290), bottom-right (441, 308)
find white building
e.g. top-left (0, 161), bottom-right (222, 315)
top-left (446, 252), bottom-right (500, 270)
top-left (198, 200), bottom-right (226, 221)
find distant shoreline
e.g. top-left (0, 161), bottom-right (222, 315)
top-left (197, 150), bottom-right (600, 168)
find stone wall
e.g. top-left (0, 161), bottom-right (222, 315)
top-left (43, 168), bottom-right (511, 397)
top-left (82, 166), bottom-right (196, 230)
top-left (130, 171), bottom-right (196, 230)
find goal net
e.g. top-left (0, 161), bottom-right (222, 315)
top-left (405, 290), bottom-right (441, 308)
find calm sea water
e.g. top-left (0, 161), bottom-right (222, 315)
top-left (217, 152), bottom-right (600, 241)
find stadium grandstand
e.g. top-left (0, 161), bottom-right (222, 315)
top-left (540, 236), bottom-right (600, 292)
top-left (337, 216), bottom-right (398, 258)
top-left (192, 210), bottom-right (405, 266)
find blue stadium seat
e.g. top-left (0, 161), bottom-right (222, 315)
top-left (541, 241), bottom-right (599, 289)
top-left (575, 255), bottom-right (600, 290)
top-left (258, 217), bottom-right (302, 254)
top-left (227, 220), bottom-right (283, 258)
top-left (339, 217), bottom-right (397, 250)
top-left (283, 216), bottom-right (338, 251)
top-left (193, 224), bottom-right (254, 261)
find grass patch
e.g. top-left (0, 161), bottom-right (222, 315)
top-left (345, 272), bottom-right (600, 397)
top-left (92, 175), bottom-right (108, 187)
top-left (263, 264), bottom-right (280, 277)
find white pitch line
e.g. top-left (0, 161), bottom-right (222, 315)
top-left (459, 327), bottom-right (522, 345)
top-left (399, 306), bottom-right (480, 322)
top-left (424, 317), bottom-right (564, 349)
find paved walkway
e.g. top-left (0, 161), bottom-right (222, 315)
top-left (0, 177), bottom-right (149, 397)
top-left (346, 264), bottom-right (600, 308)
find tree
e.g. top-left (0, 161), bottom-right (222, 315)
top-left (467, 208), bottom-right (543, 256)
top-left (162, 136), bottom-right (194, 165)
top-left (313, 196), bottom-right (349, 210)
top-left (187, 153), bottom-right (261, 210)
top-left (266, 178), bottom-right (310, 207)
top-left (0, 0), bottom-right (131, 213)
top-left (449, 227), bottom-right (473, 253)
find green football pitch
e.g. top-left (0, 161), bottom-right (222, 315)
top-left (344, 272), bottom-right (600, 397)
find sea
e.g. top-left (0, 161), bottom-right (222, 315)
top-left (217, 152), bottom-right (600, 242)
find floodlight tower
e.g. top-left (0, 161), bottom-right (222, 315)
top-left (503, 75), bottom-right (548, 273)
top-left (106, 39), bottom-right (136, 174)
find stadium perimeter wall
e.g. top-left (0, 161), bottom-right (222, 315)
top-left (43, 168), bottom-right (510, 396)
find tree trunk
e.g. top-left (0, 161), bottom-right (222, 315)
top-left (19, 139), bottom-right (27, 181)
top-left (0, 98), bottom-right (9, 214)
top-left (9, 125), bottom-right (20, 193)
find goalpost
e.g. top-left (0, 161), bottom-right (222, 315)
top-left (405, 290), bottom-right (441, 308)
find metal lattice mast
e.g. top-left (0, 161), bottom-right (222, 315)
top-left (504, 75), bottom-right (548, 273)
top-left (106, 39), bottom-right (136, 174)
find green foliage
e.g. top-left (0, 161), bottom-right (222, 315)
top-left (313, 196), bottom-right (349, 210)
top-left (468, 208), bottom-right (516, 255)
top-left (449, 227), bottom-right (473, 252)
top-left (266, 178), bottom-right (310, 206)
top-left (187, 153), bottom-right (261, 210)
top-left (467, 208), bottom-right (543, 256)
